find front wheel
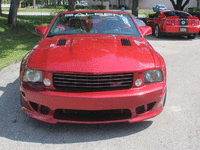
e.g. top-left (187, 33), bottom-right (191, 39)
top-left (155, 25), bottom-right (162, 38)
top-left (187, 33), bottom-right (196, 39)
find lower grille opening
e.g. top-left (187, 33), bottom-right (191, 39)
top-left (147, 102), bottom-right (156, 111)
top-left (29, 102), bottom-right (50, 115)
top-left (41, 105), bottom-right (50, 115)
top-left (54, 109), bottom-right (132, 121)
top-left (136, 105), bottom-right (145, 114)
top-left (136, 102), bottom-right (156, 115)
top-left (29, 102), bottom-right (38, 112)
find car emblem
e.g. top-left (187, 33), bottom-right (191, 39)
top-left (181, 21), bottom-right (185, 25)
top-left (110, 82), bottom-right (123, 87)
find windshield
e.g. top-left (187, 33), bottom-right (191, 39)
top-left (47, 12), bottom-right (141, 38)
top-left (164, 11), bottom-right (190, 17)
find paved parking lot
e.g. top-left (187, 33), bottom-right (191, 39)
top-left (0, 34), bottom-right (200, 150)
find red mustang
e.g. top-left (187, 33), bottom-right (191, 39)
top-left (20, 11), bottom-right (166, 124)
top-left (147, 10), bottom-right (199, 39)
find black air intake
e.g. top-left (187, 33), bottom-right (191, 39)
top-left (57, 39), bottom-right (66, 46)
top-left (54, 109), bottom-right (132, 121)
top-left (121, 39), bottom-right (131, 46)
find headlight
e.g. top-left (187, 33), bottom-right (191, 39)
top-left (144, 69), bottom-right (163, 83)
top-left (23, 69), bottom-right (42, 83)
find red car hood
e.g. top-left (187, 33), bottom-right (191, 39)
top-left (27, 34), bottom-right (155, 73)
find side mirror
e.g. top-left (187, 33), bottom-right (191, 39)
top-left (140, 26), bottom-right (152, 36)
top-left (35, 26), bottom-right (48, 36)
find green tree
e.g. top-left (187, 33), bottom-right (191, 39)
top-left (101, 0), bottom-right (104, 6)
top-left (170, 0), bottom-right (190, 10)
top-left (8, 0), bottom-right (21, 26)
top-left (118, 0), bottom-right (121, 8)
top-left (132, 0), bottom-right (138, 16)
top-left (33, 0), bottom-right (36, 8)
top-left (0, 0), bottom-right (2, 15)
top-left (197, 0), bottom-right (200, 9)
top-left (53, 0), bottom-right (56, 7)
top-left (68, 0), bottom-right (76, 11)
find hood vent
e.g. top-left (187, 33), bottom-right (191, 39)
top-left (121, 39), bottom-right (131, 46)
top-left (57, 39), bottom-right (66, 46)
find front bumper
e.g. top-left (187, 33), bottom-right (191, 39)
top-left (20, 82), bottom-right (166, 124)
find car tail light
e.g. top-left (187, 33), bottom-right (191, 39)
top-left (166, 20), bottom-right (175, 25)
top-left (191, 20), bottom-right (198, 26)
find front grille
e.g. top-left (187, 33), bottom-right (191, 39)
top-left (54, 109), bottom-right (132, 121)
top-left (53, 73), bottom-right (133, 91)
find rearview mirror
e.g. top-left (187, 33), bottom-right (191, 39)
top-left (139, 26), bottom-right (152, 36)
top-left (35, 26), bottom-right (48, 36)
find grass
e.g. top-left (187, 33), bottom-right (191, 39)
top-left (2, 5), bottom-right (96, 13)
top-left (0, 7), bottom-right (154, 70)
top-left (2, 6), bottom-right (67, 13)
top-left (138, 11), bottom-right (155, 15)
top-left (2, 6), bottom-right (155, 15)
top-left (0, 14), bottom-right (54, 70)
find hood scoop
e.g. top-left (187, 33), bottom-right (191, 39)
top-left (57, 39), bottom-right (66, 46)
top-left (121, 39), bottom-right (131, 46)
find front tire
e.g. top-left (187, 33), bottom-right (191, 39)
top-left (155, 25), bottom-right (162, 38)
top-left (187, 33), bottom-right (196, 39)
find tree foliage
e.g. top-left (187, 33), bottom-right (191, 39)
top-left (0, 0), bottom-right (2, 15)
top-left (170, 0), bottom-right (190, 10)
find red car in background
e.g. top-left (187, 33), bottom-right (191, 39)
top-left (20, 11), bottom-right (166, 124)
top-left (147, 10), bottom-right (199, 39)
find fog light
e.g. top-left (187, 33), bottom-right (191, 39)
top-left (135, 79), bottom-right (143, 87)
top-left (43, 78), bottom-right (51, 86)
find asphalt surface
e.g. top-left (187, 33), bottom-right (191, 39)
top-left (0, 34), bottom-right (200, 149)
